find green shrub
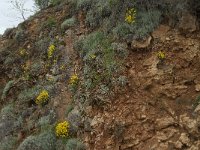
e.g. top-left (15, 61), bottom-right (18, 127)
top-left (30, 61), bottom-right (44, 76)
top-left (65, 138), bottom-right (86, 150)
top-left (65, 104), bottom-right (74, 116)
top-left (85, 0), bottom-right (111, 29)
top-left (3, 55), bottom-right (16, 66)
top-left (17, 131), bottom-right (56, 150)
top-left (1, 80), bottom-right (15, 100)
top-left (113, 9), bottom-right (161, 39)
top-left (37, 110), bottom-right (56, 131)
top-left (14, 28), bottom-right (26, 42)
top-left (76, 0), bottom-right (93, 10)
top-left (131, 9), bottom-right (161, 38)
top-left (40, 17), bottom-right (57, 30)
top-left (34, 0), bottom-right (49, 9)
top-left (35, 0), bottom-right (64, 9)
top-left (0, 136), bottom-right (17, 150)
top-left (17, 86), bottom-right (41, 103)
top-left (50, 0), bottom-right (63, 6)
top-left (34, 37), bottom-right (51, 58)
top-left (17, 82), bottom-right (55, 104)
top-left (0, 104), bottom-right (14, 119)
top-left (61, 17), bottom-right (76, 31)
top-left (3, 28), bottom-right (13, 38)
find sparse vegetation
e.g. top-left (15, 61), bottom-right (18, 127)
top-left (1, 0), bottom-right (200, 150)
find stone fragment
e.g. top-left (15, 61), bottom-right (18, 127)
top-left (131, 36), bottom-right (152, 49)
top-left (155, 117), bottom-right (175, 130)
top-left (179, 133), bottom-right (190, 146)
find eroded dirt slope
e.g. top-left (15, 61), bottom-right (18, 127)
top-left (83, 25), bottom-right (200, 150)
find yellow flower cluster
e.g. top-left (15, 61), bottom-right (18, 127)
top-left (48, 44), bottom-right (56, 59)
top-left (89, 54), bottom-right (96, 59)
top-left (19, 48), bottom-right (28, 56)
top-left (21, 63), bottom-right (29, 72)
top-left (35, 90), bottom-right (49, 105)
top-left (125, 8), bottom-right (136, 24)
top-left (157, 51), bottom-right (165, 60)
top-left (55, 121), bottom-right (70, 138)
top-left (69, 74), bottom-right (79, 85)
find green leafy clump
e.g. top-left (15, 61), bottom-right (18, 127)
top-left (85, 0), bottom-right (111, 29)
top-left (35, 37), bottom-right (51, 57)
top-left (37, 110), bottom-right (56, 131)
top-left (76, 0), bottom-right (93, 10)
top-left (34, 0), bottom-right (49, 9)
top-left (17, 84), bottom-right (54, 104)
top-left (113, 9), bottom-right (161, 39)
top-left (34, 0), bottom-right (64, 9)
top-left (17, 131), bottom-right (56, 150)
top-left (40, 17), bottom-right (57, 30)
top-left (0, 104), bottom-right (15, 119)
top-left (17, 86), bottom-right (41, 103)
top-left (1, 80), bottom-right (15, 100)
top-left (65, 138), bottom-right (86, 150)
top-left (0, 136), bottom-right (17, 150)
top-left (61, 17), bottom-right (77, 31)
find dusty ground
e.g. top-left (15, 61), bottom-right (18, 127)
top-left (82, 25), bottom-right (200, 150)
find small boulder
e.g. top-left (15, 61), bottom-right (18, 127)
top-left (131, 36), bottom-right (152, 49)
top-left (155, 117), bottom-right (175, 130)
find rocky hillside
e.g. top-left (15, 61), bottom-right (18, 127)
top-left (0, 0), bottom-right (200, 150)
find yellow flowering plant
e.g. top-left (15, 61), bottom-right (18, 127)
top-left (35, 90), bottom-right (49, 105)
top-left (89, 54), bottom-right (96, 59)
top-left (69, 74), bottom-right (79, 85)
top-left (55, 121), bottom-right (70, 138)
top-left (19, 48), bottom-right (28, 56)
top-left (125, 8), bottom-right (136, 24)
top-left (157, 51), bottom-right (165, 60)
top-left (48, 44), bottom-right (56, 59)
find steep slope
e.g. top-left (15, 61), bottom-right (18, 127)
top-left (83, 25), bottom-right (200, 149)
top-left (0, 0), bottom-right (200, 150)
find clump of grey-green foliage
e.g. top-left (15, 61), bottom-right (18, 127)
top-left (65, 138), bottom-right (86, 150)
top-left (76, 0), bottom-right (93, 10)
top-left (61, 17), bottom-right (76, 31)
top-left (17, 131), bottom-right (56, 150)
top-left (17, 86), bottom-right (40, 103)
top-left (0, 104), bottom-right (14, 119)
top-left (0, 136), bottom-right (17, 150)
top-left (1, 80), bottom-right (15, 100)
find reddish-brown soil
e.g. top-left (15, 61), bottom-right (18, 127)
top-left (82, 25), bottom-right (200, 150)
